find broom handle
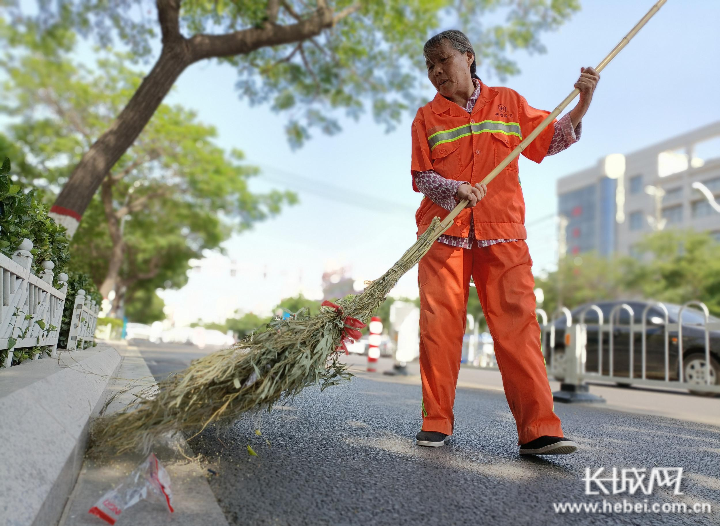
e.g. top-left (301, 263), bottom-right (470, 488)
top-left (436, 0), bottom-right (667, 234)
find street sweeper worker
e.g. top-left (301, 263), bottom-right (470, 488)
top-left (411, 30), bottom-right (599, 455)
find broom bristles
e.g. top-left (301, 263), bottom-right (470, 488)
top-left (93, 218), bottom-right (443, 452)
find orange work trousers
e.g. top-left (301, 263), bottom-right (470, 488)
top-left (418, 239), bottom-right (562, 444)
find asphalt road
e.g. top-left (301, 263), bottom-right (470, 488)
top-left (134, 341), bottom-right (223, 380)
top-left (192, 376), bottom-right (719, 525)
top-left (129, 342), bottom-right (720, 525)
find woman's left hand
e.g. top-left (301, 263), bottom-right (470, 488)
top-left (575, 66), bottom-right (600, 107)
top-left (569, 66), bottom-right (600, 127)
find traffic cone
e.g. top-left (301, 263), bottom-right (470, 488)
top-left (367, 316), bottom-right (382, 372)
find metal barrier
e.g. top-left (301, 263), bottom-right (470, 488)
top-left (641, 302), bottom-right (669, 381)
top-left (548, 306), bottom-right (572, 378)
top-left (571, 301), bottom-right (719, 396)
top-left (464, 300), bottom-right (720, 398)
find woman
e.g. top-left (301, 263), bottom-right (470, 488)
top-left (411, 30), bottom-right (599, 455)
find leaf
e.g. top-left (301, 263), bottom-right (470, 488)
top-left (35, 320), bottom-right (46, 330)
top-left (8, 185), bottom-right (20, 195)
top-left (8, 337), bottom-right (16, 350)
top-left (246, 445), bottom-right (257, 457)
top-left (254, 429), bottom-right (261, 436)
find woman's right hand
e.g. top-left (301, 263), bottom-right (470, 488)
top-left (456, 182), bottom-right (487, 208)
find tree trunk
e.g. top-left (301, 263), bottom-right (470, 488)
top-left (99, 238), bottom-right (125, 300)
top-left (50, 44), bottom-right (191, 237)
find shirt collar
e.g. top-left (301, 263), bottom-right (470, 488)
top-left (430, 79), bottom-right (498, 117)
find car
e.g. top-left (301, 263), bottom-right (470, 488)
top-left (346, 336), bottom-right (368, 355)
top-left (125, 322), bottom-right (153, 343)
top-left (543, 300), bottom-right (720, 395)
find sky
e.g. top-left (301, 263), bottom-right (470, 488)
top-left (8, 1), bottom-right (720, 325)
top-left (155, 0), bottom-right (720, 325)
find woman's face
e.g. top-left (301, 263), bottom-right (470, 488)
top-left (425, 40), bottom-right (474, 99)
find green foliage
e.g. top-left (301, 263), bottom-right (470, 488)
top-left (97, 317), bottom-right (123, 330)
top-left (4, 0), bottom-right (580, 147)
top-left (275, 293), bottom-right (321, 317)
top-left (625, 230), bottom-right (720, 316)
top-left (124, 288), bottom-right (165, 324)
top-left (534, 251), bottom-right (630, 319)
top-left (226, 312), bottom-right (271, 338)
top-left (534, 230), bottom-right (720, 319)
top-left (0, 157), bottom-right (70, 283)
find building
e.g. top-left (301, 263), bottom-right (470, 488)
top-left (557, 121), bottom-right (720, 258)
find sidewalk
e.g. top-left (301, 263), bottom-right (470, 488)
top-left (0, 344), bottom-right (121, 526)
top-left (343, 354), bottom-right (720, 427)
top-left (58, 344), bottom-right (228, 526)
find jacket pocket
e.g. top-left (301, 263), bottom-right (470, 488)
top-left (430, 140), bottom-right (461, 177)
top-left (492, 132), bottom-right (519, 174)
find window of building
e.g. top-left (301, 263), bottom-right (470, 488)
top-left (692, 200), bottom-right (715, 219)
top-left (662, 205), bottom-right (683, 225)
top-left (629, 211), bottom-right (644, 231)
top-left (664, 186), bottom-right (683, 200)
top-left (629, 175), bottom-right (643, 194)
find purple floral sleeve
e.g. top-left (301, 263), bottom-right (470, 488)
top-left (547, 114), bottom-right (582, 156)
top-left (413, 170), bottom-right (466, 211)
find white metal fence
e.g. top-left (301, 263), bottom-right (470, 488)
top-left (0, 238), bottom-right (99, 369)
top-left (537, 302), bottom-right (720, 396)
top-left (462, 301), bottom-right (720, 396)
top-left (66, 289), bottom-right (99, 351)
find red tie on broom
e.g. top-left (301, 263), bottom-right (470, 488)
top-left (94, 0), bottom-right (667, 453)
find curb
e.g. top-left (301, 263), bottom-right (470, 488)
top-left (0, 345), bottom-right (122, 526)
top-left (58, 345), bottom-right (230, 526)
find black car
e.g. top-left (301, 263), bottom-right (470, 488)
top-left (543, 300), bottom-right (720, 395)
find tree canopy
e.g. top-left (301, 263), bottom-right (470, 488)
top-left (8, 0), bottom-right (580, 146)
top-left (1, 0), bottom-right (580, 230)
top-left (0, 37), bottom-right (296, 322)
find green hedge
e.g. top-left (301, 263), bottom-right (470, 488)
top-left (1, 157), bottom-right (100, 360)
top-left (0, 158), bottom-right (70, 286)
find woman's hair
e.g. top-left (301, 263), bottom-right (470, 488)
top-left (423, 30), bottom-right (480, 80)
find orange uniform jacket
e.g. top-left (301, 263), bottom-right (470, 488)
top-left (411, 84), bottom-right (556, 240)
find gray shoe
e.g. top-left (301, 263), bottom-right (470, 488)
top-left (416, 430), bottom-right (449, 447)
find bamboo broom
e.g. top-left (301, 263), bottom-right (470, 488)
top-left (93, 0), bottom-right (668, 453)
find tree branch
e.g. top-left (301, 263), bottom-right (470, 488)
top-left (157, 0), bottom-right (182, 43)
top-left (299, 43), bottom-right (321, 96)
top-left (266, 0), bottom-right (281, 24)
top-left (100, 179), bottom-right (123, 245)
top-left (108, 153), bottom-right (160, 185)
top-left (281, 0), bottom-right (302, 21)
top-left (274, 42), bottom-right (302, 65)
top-left (333, 3), bottom-right (360, 25)
top-left (122, 253), bottom-right (163, 288)
top-left (117, 187), bottom-right (172, 218)
top-left (188, 5), bottom-right (334, 61)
